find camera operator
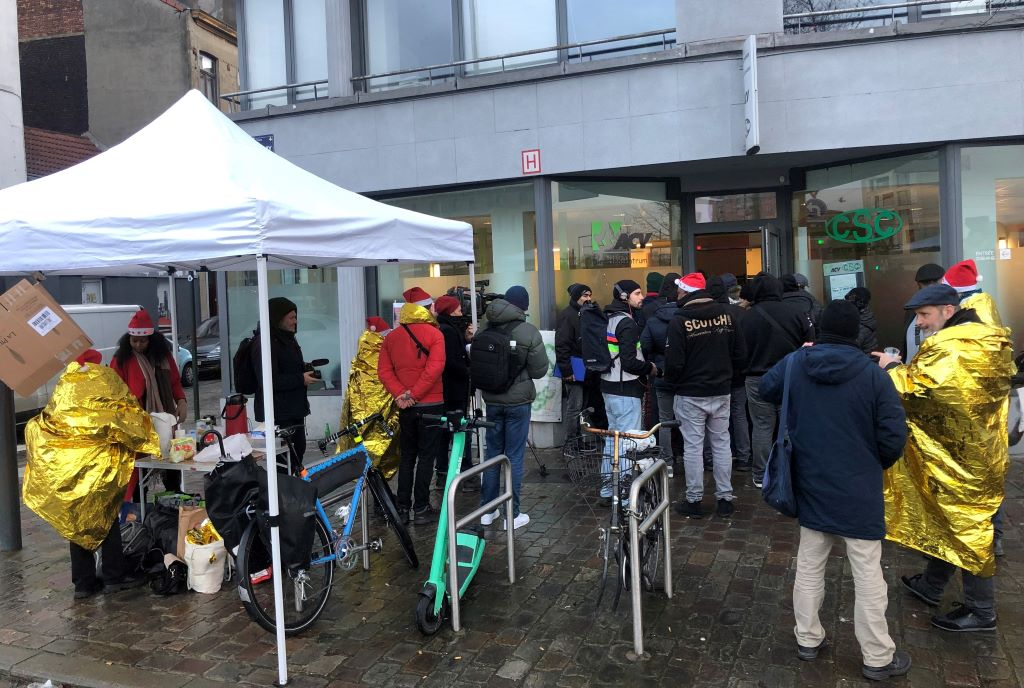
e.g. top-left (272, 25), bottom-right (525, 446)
top-left (433, 295), bottom-right (477, 489)
top-left (250, 297), bottom-right (317, 471)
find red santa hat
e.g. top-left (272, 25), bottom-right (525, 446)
top-left (942, 259), bottom-right (982, 293)
top-left (127, 310), bottom-right (155, 336)
top-left (402, 286), bottom-right (433, 307)
top-left (76, 349), bottom-right (103, 365)
top-left (366, 316), bottom-right (390, 333)
top-left (675, 272), bottom-right (706, 293)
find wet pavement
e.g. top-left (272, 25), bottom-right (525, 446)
top-left (0, 443), bottom-right (1022, 688)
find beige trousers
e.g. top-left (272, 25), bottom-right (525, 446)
top-left (793, 526), bottom-right (896, 667)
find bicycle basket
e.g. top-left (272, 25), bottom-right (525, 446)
top-left (620, 445), bottom-right (671, 492)
top-left (563, 434), bottom-right (639, 506)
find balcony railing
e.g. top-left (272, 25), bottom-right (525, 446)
top-left (784, 0), bottom-right (1024, 33)
top-left (222, 28), bottom-right (676, 112)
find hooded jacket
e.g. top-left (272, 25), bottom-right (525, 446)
top-left (250, 325), bottom-right (309, 423)
top-left (760, 344), bottom-right (907, 540)
top-left (554, 300), bottom-right (584, 380)
top-left (741, 275), bottom-right (814, 375)
top-left (884, 308), bottom-right (1014, 576)
top-left (640, 300), bottom-right (677, 391)
top-left (602, 299), bottom-right (655, 398)
top-left (854, 306), bottom-right (880, 353)
top-left (378, 302), bottom-right (446, 406)
top-left (781, 290), bottom-right (822, 334)
top-left (478, 298), bottom-right (549, 406)
top-left (437, 312), bottom-right (470, 410)
top-left (664, 290), bottom-right (746, 397)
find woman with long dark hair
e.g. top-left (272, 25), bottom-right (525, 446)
top-left (111, 309), bottom-right (188, 490)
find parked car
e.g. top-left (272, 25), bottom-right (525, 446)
top-left (180, 315), bottom-right (221, 375)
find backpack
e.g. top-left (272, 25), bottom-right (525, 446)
top-left (580, 303), bottom-right (617, 374)
top-left (470, 321), bottom-right (524, 393)
top-left (233, 329), bottom-right (259, 394)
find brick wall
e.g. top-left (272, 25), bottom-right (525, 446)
top-left (17, 0), bottom-right (84, 40)
top-left (19, 35), bottom-right (88, 134)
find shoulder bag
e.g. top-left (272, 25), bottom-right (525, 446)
top-left (762, 352), bottom-right (798, 518)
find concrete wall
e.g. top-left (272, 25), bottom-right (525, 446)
top-left (83, 0), bottom-right (190, 148)
top-left (1, 0), bottom-right (26, 189)
top-left (236, 27), bottom-right (1024, 195)
top-left (677, 0), bottom-right (782, 43)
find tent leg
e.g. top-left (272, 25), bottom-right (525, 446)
top-left (467, 262), bottom-right (485, 463)
top-left (257, 256), bottom-right (289, 686)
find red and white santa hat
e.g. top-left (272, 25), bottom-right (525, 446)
top-left (675, 272), bottom-right (706, 293)
top-left (366, 316), bottom-right (390, 333)
top-left (403, 286), bottom-right (433, 307)
top-left (942, 259), bottom-right (982, 293)
top-left (127, 309), bottom-right (155, 336)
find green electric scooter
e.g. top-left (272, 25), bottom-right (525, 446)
top-left (415, 411), bottom-right (507, 634)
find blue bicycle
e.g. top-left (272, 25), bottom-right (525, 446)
top-left (234, 412), bottom-right (417, 635)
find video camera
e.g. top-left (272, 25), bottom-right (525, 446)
top-left (446, 279), bottom-right (504, 321)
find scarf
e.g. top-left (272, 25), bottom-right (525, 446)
top-left (133, 351), bottom-right (173, 413)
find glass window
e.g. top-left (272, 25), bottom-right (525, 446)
top-left (695, 192), bottom-right (777, 224)
top-left (792, 151), bottom-right (941, 351)
top-left (199, 52), bottom-right (218, 104)
top-left (225, 269), bottom-right (343, 390)
top-left (553, 181), bottom-right (682, 312)
top-left (242, 0), bottom-right (287, 108)
top-left (364, 0), bottom-right (454, 90)
top-left (462, 0), bottom-right (557, 74)
top-left (960, 144), bottom-right (1024, 352)
top-left (784, 0), bottom-right (908, 32)
top-left (377, 184), bottom-right (541, 326)
top-left (292, 0), bottom-right (329, 101)
top-left (566, 0), bottom-right (676, 60)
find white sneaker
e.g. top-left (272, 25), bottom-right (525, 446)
top-left (480, 509), bottom-right (499, 526)
top-left (503, 513), bottom-right (530, 530)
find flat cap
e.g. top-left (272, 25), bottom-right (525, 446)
top-left (904, 284), bottom-right (959, 310)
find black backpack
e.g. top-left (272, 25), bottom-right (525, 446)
top-left (580, 303), bottom-right (616, 374)
top-left (470, 321), bottom-right (524, 393)
top-left (233, 329), bottom-right (259, 395)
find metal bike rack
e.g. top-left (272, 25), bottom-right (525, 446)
top-left (446, 454), bottom-right (516, 632)
top-left (626, 459), bottom-right (673, 659)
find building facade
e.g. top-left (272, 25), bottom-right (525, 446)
top-left (226, 0), bottom-right (1024, 440)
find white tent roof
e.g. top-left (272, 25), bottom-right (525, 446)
top-left (0, 90), bottom-right (472, 275)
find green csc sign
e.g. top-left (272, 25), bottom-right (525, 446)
top-left (824, 208), bottom-right (904, 244)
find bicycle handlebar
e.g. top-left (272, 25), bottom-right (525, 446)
top-left (422, 412), bottom-right (496, 429)
top-left (579, 407), bottom-right (678, 438)
top-left (317, 412), bottom-right (391, 456)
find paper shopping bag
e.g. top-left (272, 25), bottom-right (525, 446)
top-left (176, 505), bottom-right (208, 559)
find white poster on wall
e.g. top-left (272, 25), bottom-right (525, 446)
top-left (823, 259), bottom-right (865, 302)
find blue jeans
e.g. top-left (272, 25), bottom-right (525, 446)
top-left (480, 403), bottom-right (531, 518)
top-left (601, 393), bottom-right (642, 498)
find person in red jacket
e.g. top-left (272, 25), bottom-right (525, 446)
top-left (378, 287), bottom-right (446, 525)
top-left (111, 309), bottom-right (188, 492)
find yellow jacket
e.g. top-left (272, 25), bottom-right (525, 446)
top-left (884, 313), bottom-right (1014, 576)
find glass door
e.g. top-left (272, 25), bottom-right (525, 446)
top-left (690, 191), bottom-right (784, 280)
top-left (761, 224), bottom-right (782, 276)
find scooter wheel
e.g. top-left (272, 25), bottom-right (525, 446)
top-left (415, 591), bottom-right (448, 635)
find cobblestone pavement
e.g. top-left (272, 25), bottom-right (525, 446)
top-left (1, 445), bottom-right (1021, 688)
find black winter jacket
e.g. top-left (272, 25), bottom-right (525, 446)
top-left (640, 300), bottom-right (676, 390)
top-left (781, 290), bottom-right (822, 336)
top-left (855, 307), bottom-right (880, 354)
top-left (741, 276), bottom-right (814, 375)
top-left (601, 299), bottom-right (655, 398)
top-left (437, 314), bottom-right (470, 411)
top-left (760, 344), bottom-right (907, 540)
top-left (664, 291), bottom-right (746, 397)
top-left (251, 326), bottom-right (310, 424)
top-left (554, 302), bottom-right (584, 380)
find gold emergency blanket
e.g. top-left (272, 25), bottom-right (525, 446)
top-left (23, 362), bottom-right (160, 550)
top-left (884, 321), bottom-right (1014, 576)
top-left (961, 291), bottom-right (1002, 328)
top-left (338, 330), bottom-right (400, 478)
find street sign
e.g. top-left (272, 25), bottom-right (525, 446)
top-left (253, 134), bottom-right (275, 151)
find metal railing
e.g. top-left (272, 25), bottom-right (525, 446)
top-left (222, 28), bottom-right (675, 111)
top-left (626, 458), bottom-right (673, 659)
top-left (784, 0), bottom-right (1024, 32)
top-left (446, 454), bottom-right (516, 633)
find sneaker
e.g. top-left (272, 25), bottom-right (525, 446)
top-left (862, 650), bottom-right (912, 681)
top-left (900, 573), bottom-right (940, 607)
top-left (752, 476), bottom-right (763, 489)
top-left (930, 603), bottom-right (997, 632)
top-left (397, 507), bottom-right (411, 525)
top-left (480, 509), bottom-right (499, 526)
top-left (502, 513), bottom-right (530, 530)
top-left (73, 580), bottom-right (104, 600)
top-left (796, 638), bottom-right (827, 661)
top-left (102, 575), bottom-right (147, 594)
top-left (675, 500), bottom-right (704, 519)
top-left (716, 499), bottom-right (735, 518)
top-left (413, 506), bottom-right (438, 525)
top-left (733, 460), bottom-right (752, 473)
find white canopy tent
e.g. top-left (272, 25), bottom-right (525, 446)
top-left (0, 90), bottom-right (473, 685)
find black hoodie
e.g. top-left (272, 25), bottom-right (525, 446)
top-left (664, 290), bottom-right (746, 397)
top-left (741, 275), bottom-right (814, 376)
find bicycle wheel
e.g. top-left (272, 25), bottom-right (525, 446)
top-left (635, 480), bottom-right (663, 591)
top-left (595, 515), bottom-right (614, 609)
top-left (236, 516), bottom-right (335, 635)
top-left (366, 468), bottom-right (419, 569)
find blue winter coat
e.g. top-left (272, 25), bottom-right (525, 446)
top-left (760, 343), bottom-right (907, 540)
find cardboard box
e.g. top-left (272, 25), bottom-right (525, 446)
top-left (0, 280), bottom-right (93, 396)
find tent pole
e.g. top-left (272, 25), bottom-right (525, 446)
top-left (0, 382), bottom-right (20, 551)
top-left (168, 273), bottom-right (178, 352)
top-left (257, 255), bottom-right (289, 686)
top-left (468, 262), bottom-right (484, 463)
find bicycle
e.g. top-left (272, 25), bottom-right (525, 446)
top-left (564, 408), bottom-right (677, 609)
top-left (232, 412), bottom-right (418, 635)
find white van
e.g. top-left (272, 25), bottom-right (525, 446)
top-left (14, 304), bottom-right (194, 433)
